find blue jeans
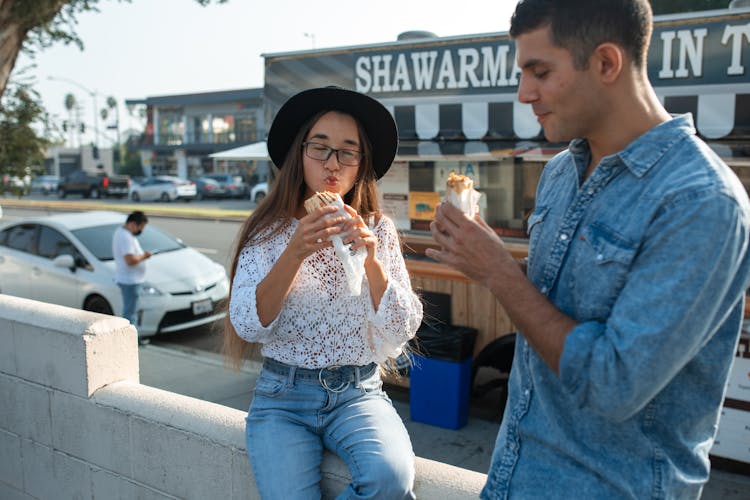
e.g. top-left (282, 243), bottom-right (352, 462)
top-left (246, 358), bottom-right (416, 499)
top-left (117, 283), bottom-right (141, 326)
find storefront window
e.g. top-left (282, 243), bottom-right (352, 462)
top-left (158, 112), bottom-right (183, 146)
top-left (190, 116), bottom-right (210, 143)
top-left (235, 113), bottom-right (257, 143)
top-left (381, 157), bottom-right (544, 238)
top-left (151, 155), bottom-right (177, 176)
top-left (212, 115), bottom-right (235, 144)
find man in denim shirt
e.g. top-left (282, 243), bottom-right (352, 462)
top-left (428, 0), bottom-right (750, 498)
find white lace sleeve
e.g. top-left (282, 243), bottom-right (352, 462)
top-left (368, 216), bottom-right (423, 362)
top-left (229, 241), bottom-right (279, 343)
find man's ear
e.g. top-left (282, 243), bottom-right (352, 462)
top-left (591, 43), bottom-right (624, 84)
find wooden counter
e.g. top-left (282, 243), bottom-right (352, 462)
top-left (402, 232), bottom-right (528, 357)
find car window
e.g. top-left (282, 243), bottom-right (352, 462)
top-left (2, 224), bottom-right (37, 254)
top-left (37, 226), bottom-right (91, 269)
top-left (137, 225), bottom-right (185, 254)
top-left (38, 226), bottom-right (72, 259)
top-left (73, 223), bottom-right (119, 260)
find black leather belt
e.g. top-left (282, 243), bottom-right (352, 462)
top-left (263, 358), bottom-right (378, 393)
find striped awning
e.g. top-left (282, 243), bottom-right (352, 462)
top-left (384, 92), bottom-right (750, 143)
top-left (384, 95), bottom-right (542, 142)
top-left (395, 140), bottom-right (531, 160)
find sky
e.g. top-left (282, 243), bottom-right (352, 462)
top-left (13, 0), bottom-right (517, 147)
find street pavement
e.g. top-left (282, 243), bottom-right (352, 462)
top-left (139, 343), bottom-right (750, 498)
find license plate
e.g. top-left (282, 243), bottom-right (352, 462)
top-left (192, 299), bottom-right (213, 315)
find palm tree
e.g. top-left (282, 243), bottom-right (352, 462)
top-left (64, 93), bottom-right (77, 146)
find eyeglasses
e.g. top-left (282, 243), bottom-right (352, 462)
top-left (302, 141), bottom-right (363, 167)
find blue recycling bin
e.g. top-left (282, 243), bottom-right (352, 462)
top-left (409, 325), bottom-right (477, 430)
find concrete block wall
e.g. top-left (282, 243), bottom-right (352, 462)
top-left (0, 295), bottom-right (486, 499)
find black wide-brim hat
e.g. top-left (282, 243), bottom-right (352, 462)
top-left (267, 86), bottom-right (398, 179)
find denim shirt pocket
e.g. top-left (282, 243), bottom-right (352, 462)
top-left (527, 206), bottom-right (549, 235)
top-left (573, 223), bottom-right (637, 319)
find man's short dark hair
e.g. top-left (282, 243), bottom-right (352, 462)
top-left (126, 211), bottom-right (148, 224)
top-left (509, 0), bottom-right (653, 70)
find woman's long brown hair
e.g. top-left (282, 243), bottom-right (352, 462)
top-left (222, 110), bottom-right (382, 369)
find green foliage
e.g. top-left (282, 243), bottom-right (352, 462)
top-left (0, 81), bottom-right (49, 196)
top-left (117, 147), bottom-right (144, 177)
top-left (15, 1), bottom-right (106, 57)
top-left (649, 0), bottom-right (729, 15)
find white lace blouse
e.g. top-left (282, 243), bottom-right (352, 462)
top-left (229, 215), bottom-right (423, 369)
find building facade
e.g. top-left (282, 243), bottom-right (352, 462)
top-left (44, 145), bottom-right (115, 178)
top-left (262, 8), bottom-right (750, 237)
top-left (125, 88), bottom-right (265, 180)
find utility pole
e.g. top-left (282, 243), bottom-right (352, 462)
top-left (304, 32), bottom-right (316, 49)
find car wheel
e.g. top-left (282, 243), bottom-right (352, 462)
top-left (131, 192), bottom-right (140, 202)
top-left (84, 295), bottom-right (114, 316)
top-left (160, 192), bottom-right (170, 202)
top-left (254, 191), bottom-right (266, 203)
top-left (89, 187), bottom-right (100, 199)
top-left (57, 188), bottom-right (66, 199)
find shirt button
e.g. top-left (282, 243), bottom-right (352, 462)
top-left (540, 286), bottom-right (548, 294)
top-left (560, 234), bottom-right (568, 241)
top-left (596, 254), bottom-right (604, 261)
top-left (524, 389), bottom-right (530, 396)
top-left (587, 188), bottom-right (594, 195)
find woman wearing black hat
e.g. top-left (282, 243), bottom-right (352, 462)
top-left (224, 87), bottom-right (422, 499)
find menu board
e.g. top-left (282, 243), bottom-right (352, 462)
top-left (378, 161), bottom-right (410, 230)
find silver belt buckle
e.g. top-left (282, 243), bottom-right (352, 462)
top-left (319, 366), bottom-right (349, 393)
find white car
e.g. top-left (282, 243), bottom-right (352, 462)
top-left (29, 175), bottom-right (60, 195)
top-left (250, 181), bottom-right (268, 203)
top-left (0, 211), bottom-right (229, 338)
top-left (130, 176), bottom-right (197, 202)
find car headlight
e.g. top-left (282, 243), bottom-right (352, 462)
top-left (140, 283), bottom-right (164, 297)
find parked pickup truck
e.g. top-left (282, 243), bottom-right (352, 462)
top-left (57, 170), bottom-right (130, 199)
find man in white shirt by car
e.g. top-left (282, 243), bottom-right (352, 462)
top-left (112, 211), bottom-right (152, 344)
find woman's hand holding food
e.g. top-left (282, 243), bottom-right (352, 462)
top-left (288, 205), bottom-right (345, 261)
top-left (341, 204), bottom-right (378, 263)
top-left (340, 204), bottom-right (388, 307)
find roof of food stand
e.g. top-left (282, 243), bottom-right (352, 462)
top-left (209, 141), bottom-right (269, 160)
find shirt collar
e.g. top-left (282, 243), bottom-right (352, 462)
top-left (567, 114), bottom-right (696, 178)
